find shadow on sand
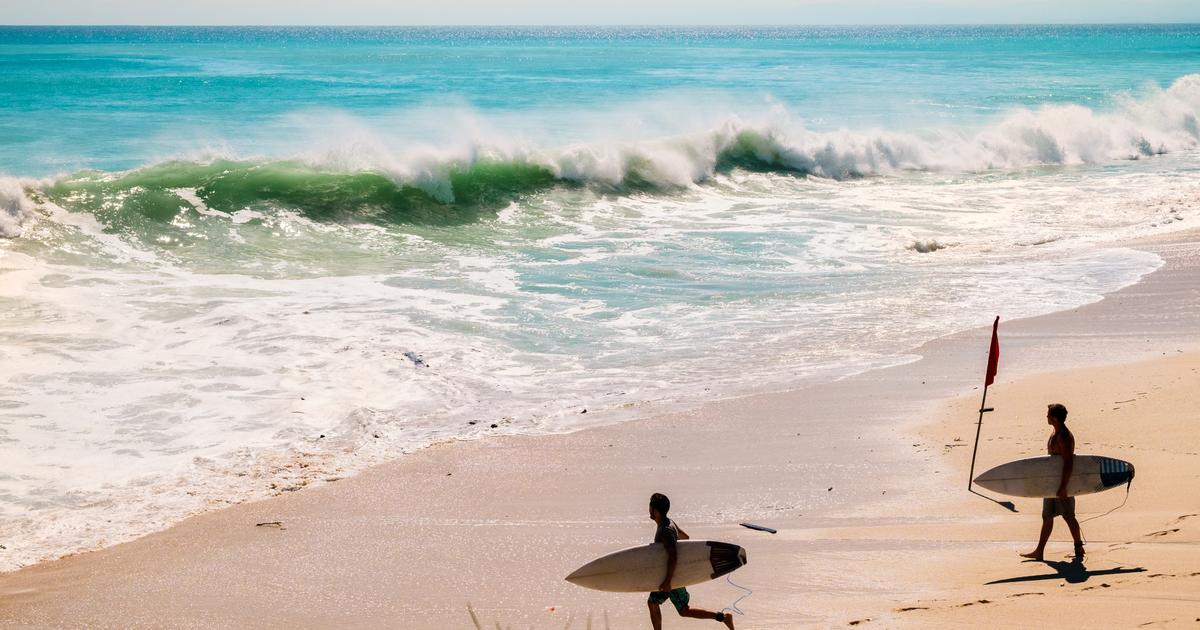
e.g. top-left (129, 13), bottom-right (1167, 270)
top-left (986, 560), bottom-right (1146, 585)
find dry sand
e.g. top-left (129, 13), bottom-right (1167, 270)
top-left (894, 351), bottom-right (1200, 629)
top-left (1, 230), bottom-right (1198, 629)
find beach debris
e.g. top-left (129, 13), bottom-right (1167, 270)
top-left (468, 420), bottom-right (476, 425)
top-left (490, 423), bottom-right (498, 428)
top-left (907, 239), bottom-right (950, 253)
top-left (255, 521), bottom-right (283, 528)
top-left (740, 522), bottom-right (777, 534)
top-left (828, 487), bottom-right (833, 491)
top-left (580, 408), bottom-right (587, 414)
top-left (403, 351), bottom-right (428, 367)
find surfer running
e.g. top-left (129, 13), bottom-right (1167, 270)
top-left (647, 493), bottom-right (735, 629)
top-left (1020, 403), bottom-right (1085, 562)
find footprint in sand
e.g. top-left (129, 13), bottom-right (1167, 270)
top-left (1008, 592), bottom-right (1043, 598)
top-left (1170, 514), bottom-right (1197, 524)
top-left (848, 618), bottom-right (871, 626)
top-left (957, 599), bottom-right (992, 607)
top-left (1146, 528), bottom-right (1180, 537)
top-left (895, 606), bottom-right (929, 612)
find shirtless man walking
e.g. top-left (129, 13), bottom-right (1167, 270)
top-left (1021, 403), bottom-right (1085, 562)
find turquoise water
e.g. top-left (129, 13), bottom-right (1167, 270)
top-left (0, 26), bottom-right (1198, 569)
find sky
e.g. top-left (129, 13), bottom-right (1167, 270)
top-left (3, 0), bottom-right (1199, 25)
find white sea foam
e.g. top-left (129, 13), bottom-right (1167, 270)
top-left (269, 73), bottom-right (1200, 194)
top-left (0, 178), bottom-right (35, 238)
top-left (2, 162), bottom-right (1190, 571)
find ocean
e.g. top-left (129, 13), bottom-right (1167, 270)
top-left (0, 25), bottom-right (1197, 570)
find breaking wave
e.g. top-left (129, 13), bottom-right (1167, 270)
top-left (7, 74), bottom-right (1200, 237)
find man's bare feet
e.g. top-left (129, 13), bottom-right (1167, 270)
top-left (1019, 550), bottom-right (1044, 560)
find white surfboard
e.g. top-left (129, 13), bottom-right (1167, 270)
top-left (565, 540), bottom-right (746, 593)
top-left (974, 454), bottom-right (1134, 498)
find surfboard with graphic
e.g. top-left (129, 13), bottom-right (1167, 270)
top-left (974, 454), bottom-right (1134, 498)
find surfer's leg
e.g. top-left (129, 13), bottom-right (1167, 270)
top-left (1064, 518), bottom-right (1084, 559)
top-left (1020, 515), bottom-right (1053, 560)
top-left (1064, 516), bottom-right (1082, 544)
top-left (648, 601), bottom-right (663, 630)
top-left (678, 607), bottom-right (734, 628)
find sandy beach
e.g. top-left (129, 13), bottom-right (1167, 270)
top-left (2, 227), bottom-right (1198, 628)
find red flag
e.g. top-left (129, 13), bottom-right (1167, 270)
top-left (984, 316), bottom-right (1000, 386)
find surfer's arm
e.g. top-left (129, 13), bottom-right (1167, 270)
top-left (1057, 434), bottom-right (1075, 497)
top-left (1057, 453), bottom-right (1073, 498)
top-left (660, 540), bottom-right (677, 592)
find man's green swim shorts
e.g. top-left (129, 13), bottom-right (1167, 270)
top-left (648, 587), bottom-right (690, 611)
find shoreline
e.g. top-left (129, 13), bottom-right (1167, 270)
top-left (0, 223), bottom-right (1175, 574)
top-left (1, 228), bottom-right (1198, 627)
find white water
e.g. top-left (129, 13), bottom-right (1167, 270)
top-left (1, 139), bottom-right (1198, 573)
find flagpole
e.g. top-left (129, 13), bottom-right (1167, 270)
top-left (967, 382), bottom-right (992, 492)
top-left (968, 316), bottom-right (1016, 512)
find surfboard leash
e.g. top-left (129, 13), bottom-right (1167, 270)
top-left (721, 574), bottom-right (753, 617)
top-left (1079, 476), bottom-right (1134, 546)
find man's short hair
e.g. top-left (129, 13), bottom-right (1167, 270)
top-left (649, 493), bottom-right (670, 516)
top-left (1047, 403), bottom-right (1068, 422)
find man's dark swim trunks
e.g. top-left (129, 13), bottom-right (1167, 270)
top-left (648, 587), bottom-right (690, 611)
top-left (1042, 496), bottom-right (1075, 518)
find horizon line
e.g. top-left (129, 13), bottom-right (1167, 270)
top-left (3, 21), bottom-right (1200, 28)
